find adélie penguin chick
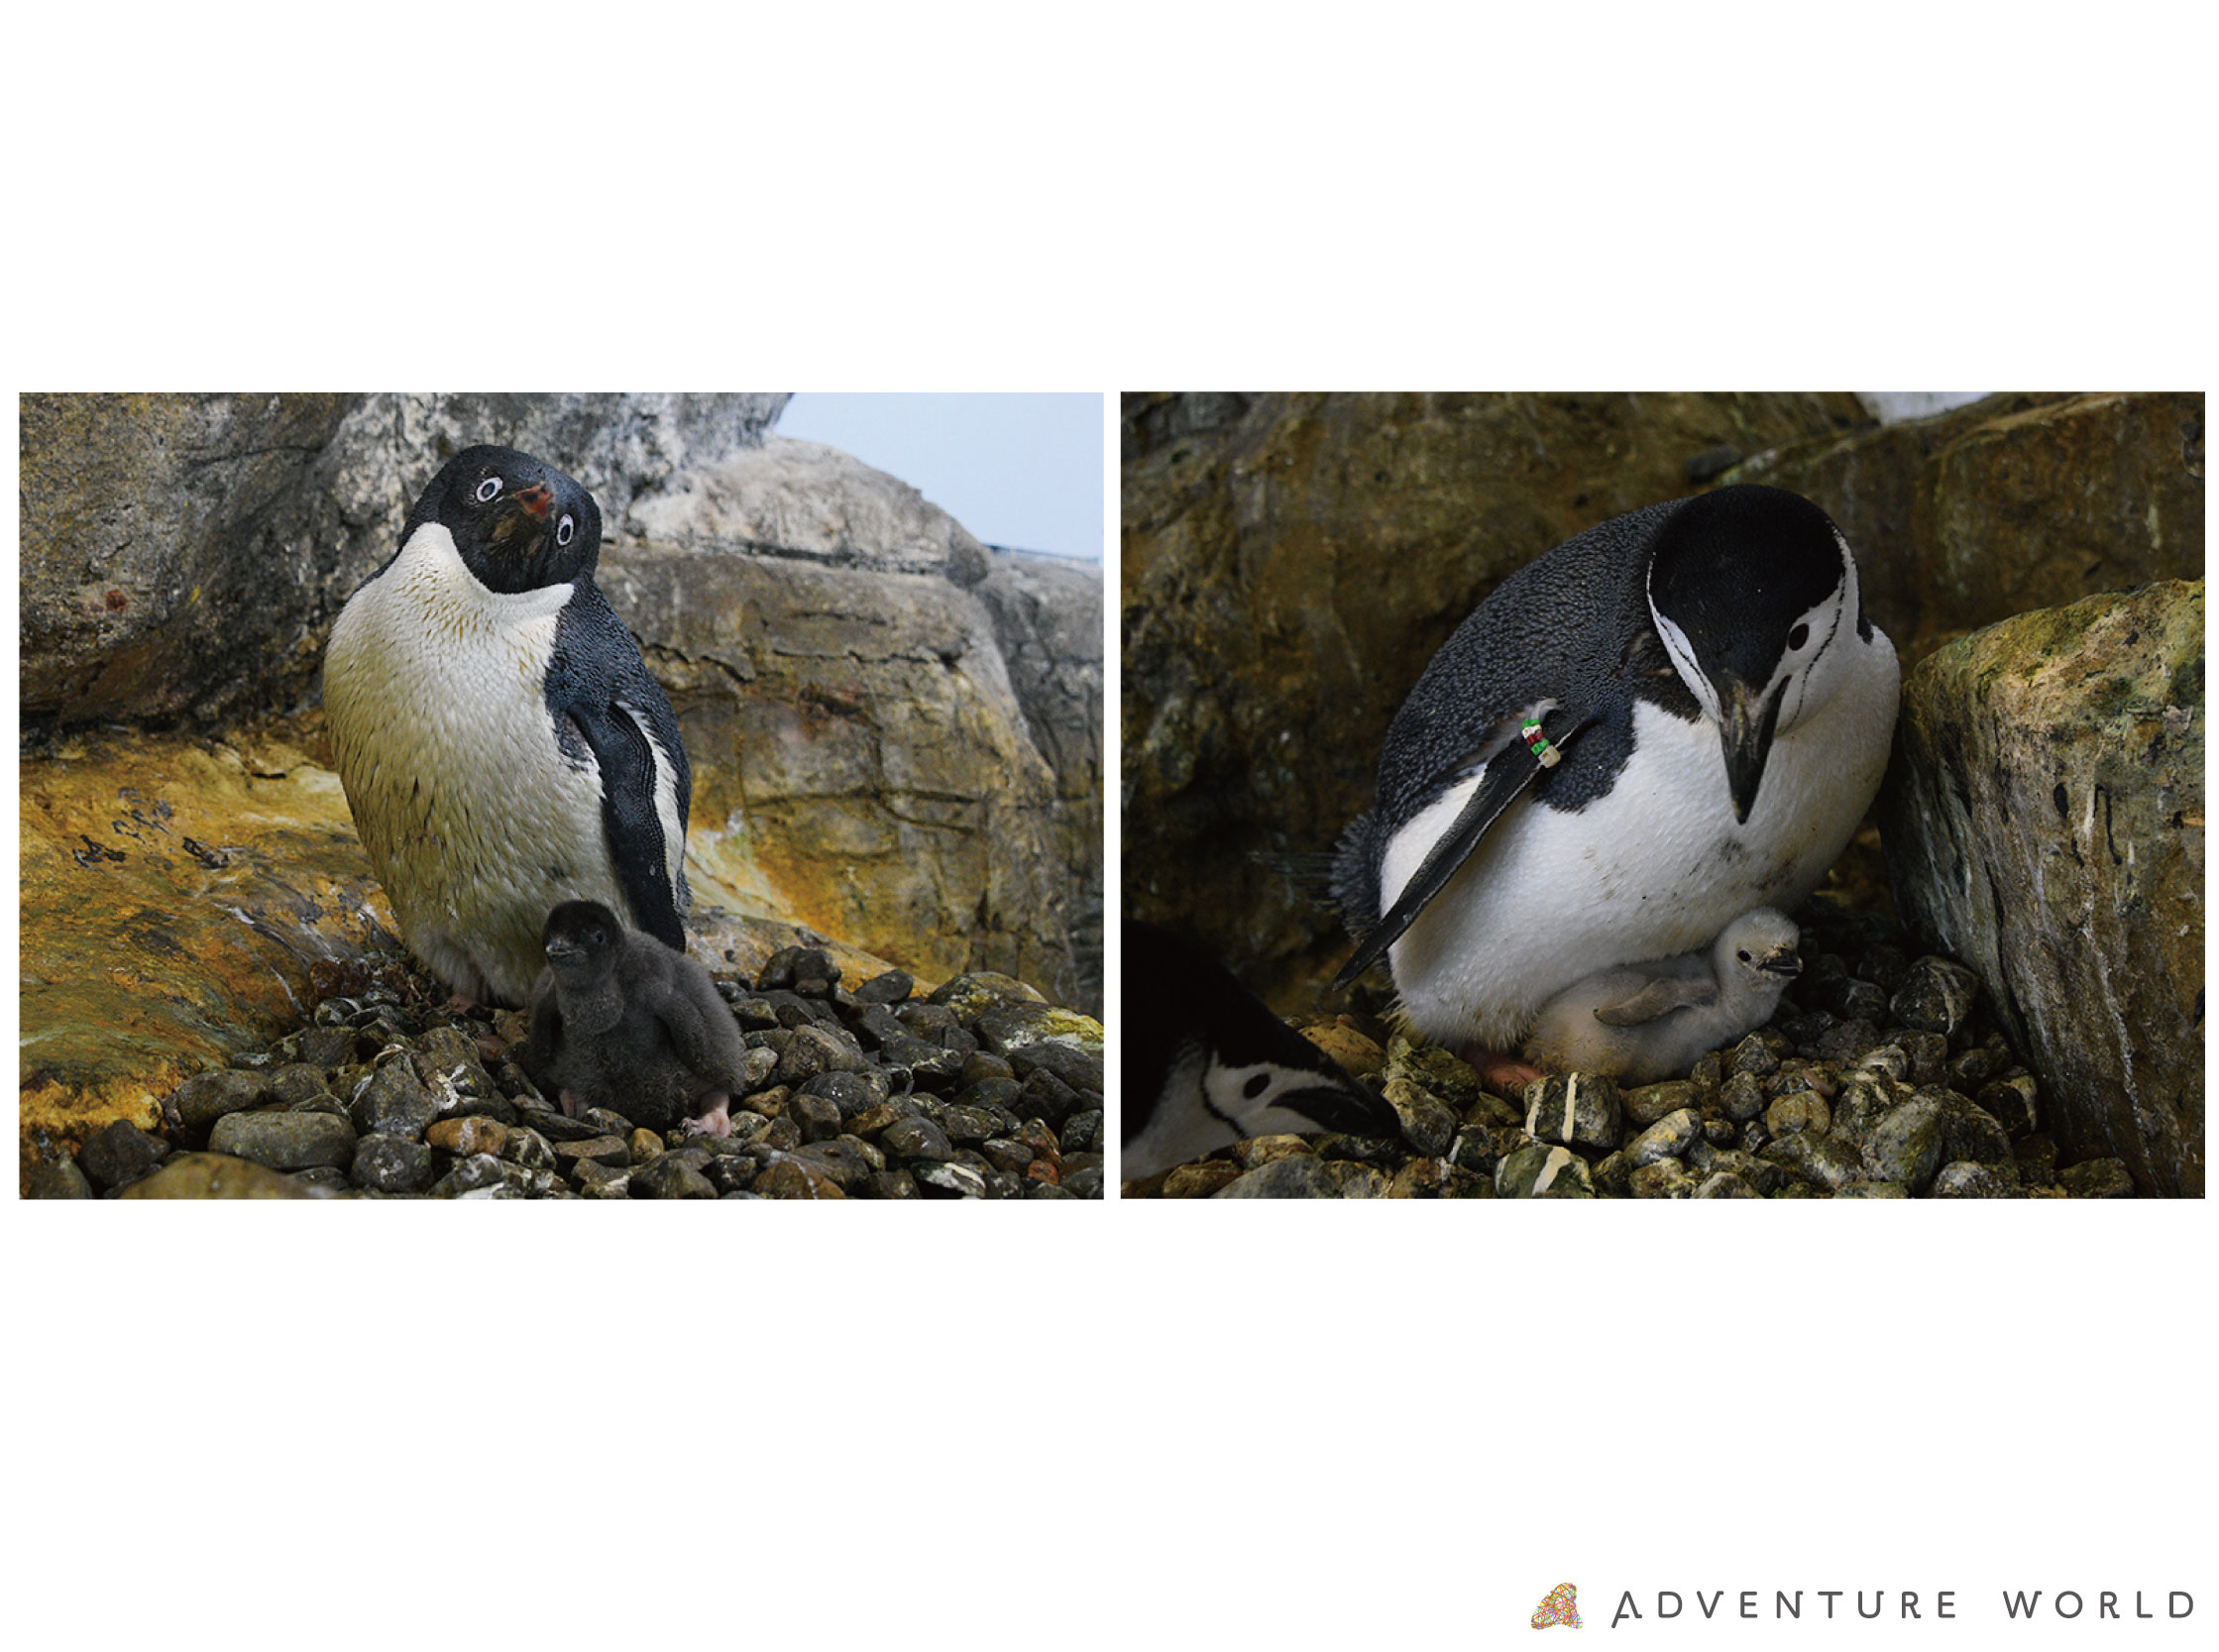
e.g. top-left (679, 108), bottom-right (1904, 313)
top-left (323, 445), bottom-right (692, 1007)
top-left (521, 900), bottom-right (748, 1137)
top-left (1123, 922), bottom-right (1401, 1180)
top-left (1331, 485), bottom-right (1897, 1085)
top-left (1520, 907), bottom-right (1803, 1085)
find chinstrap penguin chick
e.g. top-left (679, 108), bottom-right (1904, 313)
top-left (1124, 922), bottom-right (1400, 1180)
top-left (520, 900), bottom-right (747, 1137)
top-left (1331, 484), bottom-right (1897, 1085)
top-left (323, 444), bottom-right (692, 1007)
top-left (1520, 907), bottom-right (1803, 1084)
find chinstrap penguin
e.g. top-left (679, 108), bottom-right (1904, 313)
top-left (1520, 906), bottom-right (1802, 1084)
top-left (520, 900), bottom-right (747, 1137)
top-left (1124, 921), bottom-right (1400, 1180)
top-left (1331, 484), bottom-right (1897, 1084)
top-left (324, 445), bottom-right (692, 1007)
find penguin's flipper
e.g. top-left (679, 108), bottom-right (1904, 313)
top-left (546, 591), bottom-right (695, 951)
top-left (1332, 712), bottom-right (1596, 991)
top-left (1592, 976), bottom-right (1719, 1027)
top-left (652, 955), bottom-right (748, 1088)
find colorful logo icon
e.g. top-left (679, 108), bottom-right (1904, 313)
top-left (1531, 1583), bottom-right (1581, 1629)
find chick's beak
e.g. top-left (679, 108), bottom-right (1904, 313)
top-left (1760, 949), bottom-right (1803, 978)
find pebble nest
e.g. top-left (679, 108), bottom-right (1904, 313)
top-left (1124, 894), bottom-right (2137, 1200)
top-left (41, 947), bottom-right (1105, 1200)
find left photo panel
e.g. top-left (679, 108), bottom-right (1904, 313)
top-left (20, 391), bottom-right (1105, 1200)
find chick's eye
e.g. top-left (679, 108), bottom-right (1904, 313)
top-left (1788, 622), bottom-right (1811, 650)
top-left (1737, 949), bottom-right (1752, 962)
top-left (1242, 1072), bottom-right (1270, 1100)
top-left (475, 476), bottom-right (502, 503)
top-left (557, 514), bottom-right (576, 547)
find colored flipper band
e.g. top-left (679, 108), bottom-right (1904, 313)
top-left (1531, 1583), bottom-right (1580, 1629)
top-left (1520, 716), bottom-right (1561, 768)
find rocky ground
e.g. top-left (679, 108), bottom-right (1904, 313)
top-left (31, 949), bottom-right (1105, 1200)
top-left (1124, 884), bottom-right (2135, 1200)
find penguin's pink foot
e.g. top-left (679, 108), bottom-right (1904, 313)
top-left (683, 1093), bottom-right (733, 1139)
top-left (1459, 1044), bottom-right (1546, 1093)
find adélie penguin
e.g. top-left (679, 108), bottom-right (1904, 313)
top-left (1124, 922), bottom-right (1401, 1180)
top-left (324, 445), bottom-right (692, 1007)
top-left (1330, 484), bottom-right (1898, 1085)
top-left (1520, 906), bottom-right (1803, 1085)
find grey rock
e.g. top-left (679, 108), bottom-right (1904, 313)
top-left (76, 1119), bottom-right (170, 1190)
top-left (209, 1110), bottom-right (357, 1171)
top-left (1889, 956), bottom-right (1982, 1039)
top-left (915, 1160), bottom-right (989, 1199)
top-left (1627, 1108), bottom-right (1700, 1167)
top-left (1933, 1161), bottom-right (2023, 1198)
top-left (1862, 1098), bottom-right (1945, 1191)
top-left (2056, 1158), bottom-right (2137, 1198)
top-left (1719, 1072), bottom-right (1768, 1123)
top-left (1881, 581), bottom-right (2203, 1195)
top-left (1621, 1079), bottom-right (1701, 1129)
top-left (1060, 1110), bottom-right (1103, 1155)
top-left (1523, 1073), bottom-right (1622, 1153)
top-left (169, 1068), bottom-right (275, 1144)
top-left (1977, 1073), bottom-right (2042, 1138)
top-left (1765, 1093), bottom-right (1831, 1139)
top-left (1629, 1159), bottom-right (1699, 1199)
top-left (350, 1059), bottom-right (440, 1140)
top-left (1494, 1142), bottom-right (1597, 1198)
top-left (1762, 1130), bottom-right (1867, 1193)
top-left (1213, 1155), bottom-right (1343, 1199)
top-left (430, 1154), bottom-right (508, 1198)
top-left (26, 1156), bottom-right (94, 1199)
top-left (630, 1156), bottom-right (719, 1199)
top-left (351, 1135), bottom-right (435, 1194)
top-left (1385, 1078), bottom-right (1459, 1156)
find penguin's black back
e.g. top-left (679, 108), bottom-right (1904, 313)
top-left (1371, 496), bottom-right (1693, 827)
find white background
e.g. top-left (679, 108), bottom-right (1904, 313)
top-left (5, 3), bottom-right (2210, 1648)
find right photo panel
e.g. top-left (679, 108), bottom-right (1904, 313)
top-left (1120, 391), bottom-right (2204, 1199)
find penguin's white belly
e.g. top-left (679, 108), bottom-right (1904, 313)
top-left (1382, 663), bottom-right (1895, 1048)
top-left (324, 527), bottom-right (629, 1005)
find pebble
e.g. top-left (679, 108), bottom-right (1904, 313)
top-left (1627, 1109), bottom-right (1700, 1168)
top-left (209, 1111), bottom-right (357, 1171)
top-left (1523, 1073), bottom-right (1621, 1154)
top-left (76, 1120), bottom-right (170, 1191)
top-left (1214, 1156), bottom-right (1341, 1198)
top-left (85, 940), bottom-right (1104, 1200)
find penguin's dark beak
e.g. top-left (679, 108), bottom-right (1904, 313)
top-left (1759, 949), bottom-right (1803, 978)
top-left (545, 936), bottom-right (586, 965)
top-left (1718, 677), bottom-right (1786, 824)
top-left (1284, 1079), bottom-right (1401, 1140)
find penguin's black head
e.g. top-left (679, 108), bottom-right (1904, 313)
top-left (1645, 485), bottom-right (1863, 822)
top-left (407, 444), bottom-right (603, 594)
top-left (542, 899), bottom-right (623, 978)
top-left (1122, 922), bottom-right (1401, 1177)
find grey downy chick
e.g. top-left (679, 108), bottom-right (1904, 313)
top-left (521, 900), bottom-right (747, 1136)
top-left (1520, 907), bottom-right (1803, 1085)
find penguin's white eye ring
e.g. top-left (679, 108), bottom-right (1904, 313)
top-left (557, 514), bottom-right (576, 547)
top-left (1788, 622), bottom-right (1811, 650)
top-left (475, 476), bottom-right (502, 503)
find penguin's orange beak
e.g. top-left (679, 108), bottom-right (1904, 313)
top-left (514, 483), bottom-right (553, 519)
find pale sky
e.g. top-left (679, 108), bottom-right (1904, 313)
top-left (775, 392), bottom-right (1104, 561)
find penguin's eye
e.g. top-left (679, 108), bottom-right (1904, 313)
top-left (475, 476), bottom-right (502, 503)
top-left (1242, 1072), bottom-right (1271, 1100)
top-left (557, 514), bottom-right (576, 547)
top-left (1737, 949), bottom-right (1752, 963)
top-left (1788, 622), bottom-right (1811, 650)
